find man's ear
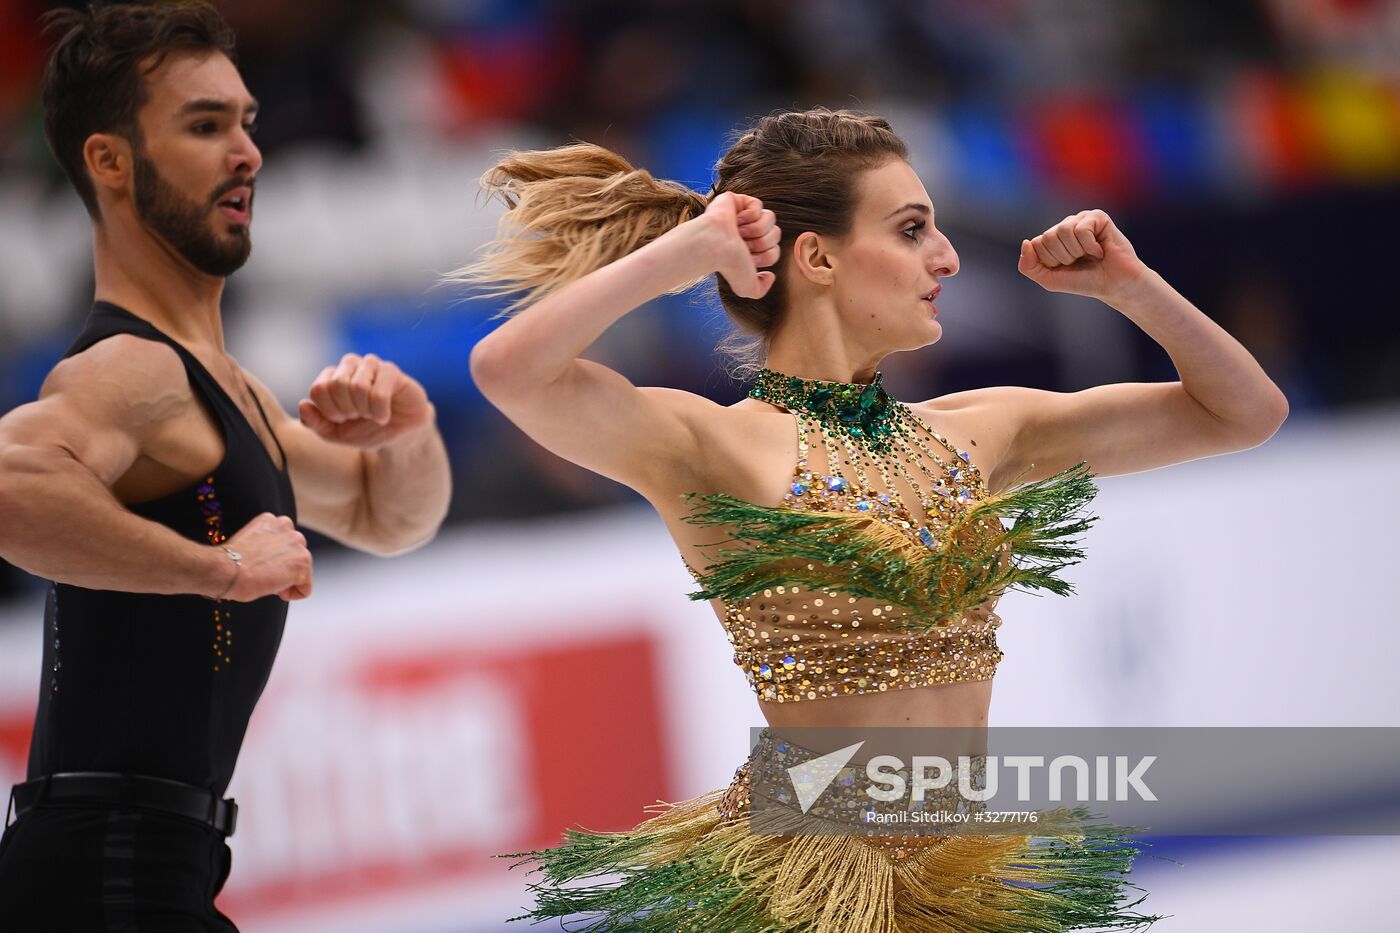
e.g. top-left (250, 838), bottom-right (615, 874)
top-left (83, 132), bottom-right (134, 200)
top-left (791, 230), bottom-right (835, 286)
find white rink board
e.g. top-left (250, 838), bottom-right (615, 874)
top-left (0, 408), bottom-right (1396, 930)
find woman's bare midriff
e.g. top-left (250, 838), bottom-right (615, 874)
top-left (759, 678), bottom-right (993, 729)
top-left (757, 680), bottom-right (994, 765)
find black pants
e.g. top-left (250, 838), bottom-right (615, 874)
top-left (0, 804), bottom-right (237, 932)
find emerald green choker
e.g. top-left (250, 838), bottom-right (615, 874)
top-left (749, 368), bottom-right (908, 451)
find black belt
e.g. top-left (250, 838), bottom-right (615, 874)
top-left (6, 772), bottom-right (238, 837)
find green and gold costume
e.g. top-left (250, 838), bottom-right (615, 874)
top-left (507, 371), bottom-right (1157, 932)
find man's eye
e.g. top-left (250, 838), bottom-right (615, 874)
top-left (242, 122), bottom-right (258, 136)
top-left (192, 123), bottom-right (216, 134)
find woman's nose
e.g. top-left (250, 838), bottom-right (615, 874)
top-left (930, 232), bottom-right (959, 278)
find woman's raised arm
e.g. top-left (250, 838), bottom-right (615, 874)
top-left (468, 190), bottom-right (780, 493)
top-left (947, 209), bottom-right (1289, 491)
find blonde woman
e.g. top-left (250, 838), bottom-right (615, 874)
top-left (461, 108), bottom-right (1287, 931)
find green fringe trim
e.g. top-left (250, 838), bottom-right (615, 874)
top-left (511, 852), bottom-right (774, 930)
top-left (682, 463), bottom-right (1098, 631)
top-left (501, 807), bottom-right (1161, 932)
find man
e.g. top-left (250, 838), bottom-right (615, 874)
top-left (0, 3), bottom-right (452, 929)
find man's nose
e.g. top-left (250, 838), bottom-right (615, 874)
top-left (228, 132), bottom-right (262, 178)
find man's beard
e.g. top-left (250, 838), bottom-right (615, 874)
top-left (132, 149), bottom-right (252, 278)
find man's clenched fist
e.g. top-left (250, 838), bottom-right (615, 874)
top-left (216, 512), bottom-right (312, 602)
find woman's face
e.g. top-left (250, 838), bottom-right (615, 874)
top-left (827, 159), bottom-right (959, 353)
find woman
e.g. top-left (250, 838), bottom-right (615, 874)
top-left (461, 108), bottom-right (1287, 931)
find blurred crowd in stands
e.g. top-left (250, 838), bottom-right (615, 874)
top-left (1, 0), bottom-right (1397, 603)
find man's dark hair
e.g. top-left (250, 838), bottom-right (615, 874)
top-left (41, 2), bottom-right (237, 218)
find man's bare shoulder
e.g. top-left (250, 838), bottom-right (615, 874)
top-left (39, 334), bottom-right (193, 428)
top-left (0, 335), bottom-right (195, 485)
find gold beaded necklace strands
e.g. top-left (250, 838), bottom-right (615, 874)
top-left (749, 369), bottom-right (986, 553)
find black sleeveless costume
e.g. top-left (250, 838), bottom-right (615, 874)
top-left (0, 302), bottom-right (296, 931)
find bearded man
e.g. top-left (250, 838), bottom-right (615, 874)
top-left (0, 4), bottom-right (451, 929)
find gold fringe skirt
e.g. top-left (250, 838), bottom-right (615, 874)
top-left (505, 756), bottom-right (1160, 932)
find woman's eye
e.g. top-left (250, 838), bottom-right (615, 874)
top-left (902, 221), bottom-right (926, 240)
top-left (242, 122), bottom-right (258, 136)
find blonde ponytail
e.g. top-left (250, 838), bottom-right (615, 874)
top-left (446, 143), bottom-right (709, 314)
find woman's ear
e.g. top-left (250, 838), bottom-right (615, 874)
top-left (791, 230), bottom-right (835, 286)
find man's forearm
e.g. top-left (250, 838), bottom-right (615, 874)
top-left (0, 447), bottom-right (232, 596)
top-left (358, 416), bottom-right (451, 555)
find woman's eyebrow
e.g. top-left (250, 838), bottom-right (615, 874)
top-left (882, 202), bottom-right (931, 220)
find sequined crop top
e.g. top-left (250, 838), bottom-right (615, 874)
top-left (683, 371), bottom-right (1097, 706)
top-left (716, 579), bottom-right (1005, 704)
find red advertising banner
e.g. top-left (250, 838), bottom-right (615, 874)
top-left (0, 622), bottom-right (672, 927)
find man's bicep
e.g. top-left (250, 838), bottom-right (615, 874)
top-left (0, 395), bottom-right (144, 486)
top-left (3, 338), bottom-right (190, 485)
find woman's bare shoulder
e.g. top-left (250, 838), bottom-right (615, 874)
top-left (637, 388), bottom-right (799, 500)
top-left (635, 386), bottom-right (789, 428)
top-left (910, 389), bottom-right (1024, 493)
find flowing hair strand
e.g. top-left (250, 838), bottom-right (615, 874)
top-left (445, 142), bottom-right (710, 315)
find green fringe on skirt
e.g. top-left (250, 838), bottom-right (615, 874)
top-left (503, 785), bottom-right (1162, 932)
